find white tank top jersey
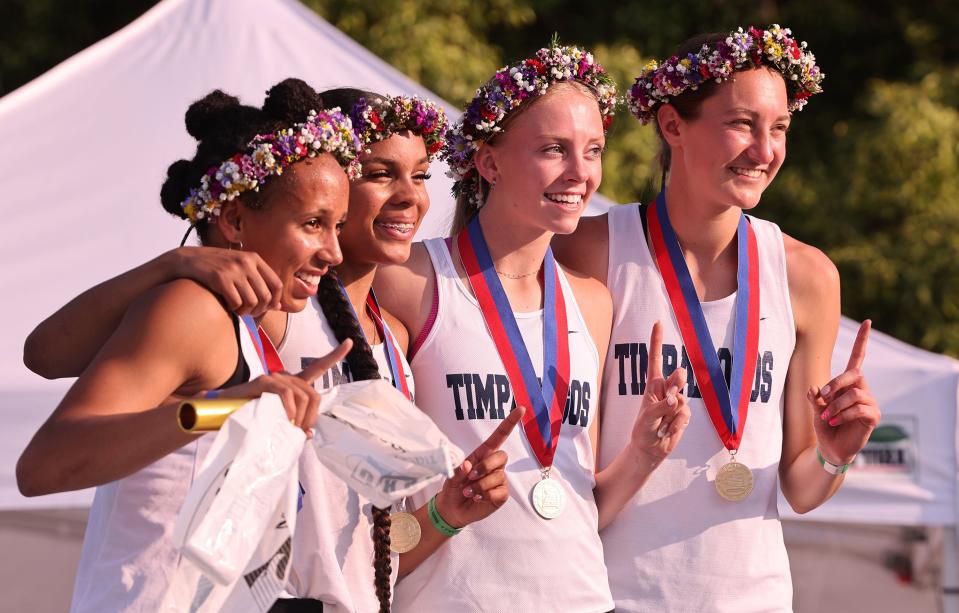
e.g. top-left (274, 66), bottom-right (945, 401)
top-left (69, 315), bottom-right (266, 613)
top-left (278, 293), bottom-right (411, 613)
top-left (599, 204), bottom-right (797, 613)
top-left (392, 238), bottom-right (614, 613)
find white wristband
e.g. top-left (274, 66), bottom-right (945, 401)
top-left (817, 448), bottom-right (852, 475)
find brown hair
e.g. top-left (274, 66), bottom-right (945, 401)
top-left (314, 270), bottom-right (393, 612)
top-left (450, 80), bottom-right (603, 235)
top-left (653, 32), bottom-right (786, 181)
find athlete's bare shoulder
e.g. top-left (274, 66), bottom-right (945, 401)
top-left (374, 241), bottom-right (437, 340)
top-left (553, 212), bottom-right (610, 283)
top-left (782, 232), bottom-right (840, 331)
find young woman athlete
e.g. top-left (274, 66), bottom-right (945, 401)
top-left (553, 25), bottom-right (881, 612)
top-left (16, 79), bottom-right (359, 612)
top-left (374, 44), bottom-right (691, 612)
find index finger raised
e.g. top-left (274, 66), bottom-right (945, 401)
top-left (846, 320), bottom-right (871, 371)
top-left (647, 321), bottom-right (664, 381)
top-left (480, 405), bottom-right (525, 452)
top-left (297, 339), bottom-right (353, 384)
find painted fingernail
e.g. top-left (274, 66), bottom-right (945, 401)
top-left (473, 494), bottom-right (483, 502)
top-left (821, 385), bottom-right (831, 397)
top-left (468, 470), bottom-right (479, 479)
top-left (829, 418), bottom-right (839, 427)
top-left (820, 410), bottom-right (829, 421)
top-left (463, 486), bottom-right (473, 498)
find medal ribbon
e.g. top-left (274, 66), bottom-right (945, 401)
top-left (240, 315), bottom-right (282, 374)
top-left (456, 216), bottom-right (571, 468)
top-left (366, 290), bottom-right (413, 401)
top-left (646, 192), bottom-right (760, 450)
top-left (335, 280), bottom-right (413, 401)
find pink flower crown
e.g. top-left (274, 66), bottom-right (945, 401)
top-left (627, 24), bottom-right (824, 125)
top-left (350, 95), bottom-right (449, 159)
top-left (180, 108), bottom-right (362, 222)
top-left (441, 43), bottom-right (617, 208)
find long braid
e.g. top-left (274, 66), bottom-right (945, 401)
top-left (315, 270), bottom-right (392, 613)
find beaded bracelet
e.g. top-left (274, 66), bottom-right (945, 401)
top-left (427, 495), bottom-right (461, 537)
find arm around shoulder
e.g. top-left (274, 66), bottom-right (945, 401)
top-left (16, 279), bottom-right (236, 495)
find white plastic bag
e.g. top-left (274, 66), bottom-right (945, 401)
top-left (311, 378), bottom-right (464, 508)
top-left (163, 394), bottom-right (304, 612)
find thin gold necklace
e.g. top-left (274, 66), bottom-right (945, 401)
top-left (495, 268), bottom-right (540, 279)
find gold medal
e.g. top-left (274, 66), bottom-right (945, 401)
top-left (715, 459), bottom-right (754, 502)
top-left (389, 511), bottom-right (421, 553)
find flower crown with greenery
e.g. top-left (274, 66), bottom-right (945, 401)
top-left (441, 39), bottom-right (617, 208)
top-left (180, 108), bottom-right (362, 222)
top-left (350, 95), bottom-right (449, 159)
top-left (627, 24), bottom-right (824, 125)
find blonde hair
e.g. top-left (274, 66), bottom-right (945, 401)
top-left (449, 80), bottom-right (602, 235)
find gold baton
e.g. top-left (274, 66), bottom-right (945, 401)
top-left (177, 398), bottom-right (250, 432)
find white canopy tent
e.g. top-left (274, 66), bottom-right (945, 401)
top-left (0, 0), bottom-right (612, 512)
top-left (1, 0), bottom-right (956, 610)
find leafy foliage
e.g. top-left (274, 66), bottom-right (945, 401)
top-left (3, 0), bottom-right (956, 355)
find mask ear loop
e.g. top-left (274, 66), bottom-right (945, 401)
top-left (179, 224), bottom-right (196, 247)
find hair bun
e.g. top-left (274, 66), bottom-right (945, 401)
top-left (184, 90), bottom-right (242, 140)
top-left (263, 78), bottom-right (323, 123)
top-left (160, 159), bottom-right (195, 219)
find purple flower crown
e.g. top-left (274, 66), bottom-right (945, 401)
top-left (441, 43), bottom-right (617, 208)
top-left (627, 24), bottom-right (824, 125)
top-left (349, 95), bottom-right (449, 160)
top-left (180, 108), bottom-right (362, 222)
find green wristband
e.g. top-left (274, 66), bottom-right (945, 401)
top-left (427, 495), bottom-right (461, 537)
top-left (817, 447), bottom-right (851, 475)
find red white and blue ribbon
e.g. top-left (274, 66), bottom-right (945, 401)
top-left (647, 192), bottom-right (760, 451)
top-left (457, 216), bottom-right (571, 469)
top-left (335, 280), bottom-right (413, 401)
top-left (240, 315), bottom-right (284, 374)
top-left (366, 290), bottom-right (413, 401)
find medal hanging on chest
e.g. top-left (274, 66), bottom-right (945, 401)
top-left (457, 217), bottom-right (572, 519)
top-left (336, 280), bottom-right (419, 541)
top-left (388, 498), bottom-right (421, 553)
top-left (646, 192), bottom-right (761, 502)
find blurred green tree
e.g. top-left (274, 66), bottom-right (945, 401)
top-left (2, 0), bottom-right (956, 356)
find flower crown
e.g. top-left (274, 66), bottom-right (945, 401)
top-left (350, 95), bottom-right (449, 159)
top-left (180, 108), bottom-right (362, 222)
top-left (441, 43), bottom-right (617, 208)
top-left (627, 24), bottom-right (824, 125)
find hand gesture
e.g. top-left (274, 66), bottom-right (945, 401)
top-left (808, 320), bottom-right (881, 465)
top-left (171, 246), bottom-right (283, 317)
top-left (433, 406), bottom-right (525, 529)
top-left (215, 340), bottom-right (352, 437)
top-left (629, 322), bottom-right (691, 464)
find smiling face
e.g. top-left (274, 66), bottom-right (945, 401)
top-left (221, 153), bottom-right (350, 312)
top-left (477, 83), bottom-right (605, 235)
top-left (338, 131), bottom-right (431, 267)
top-left (673, 67), bottom-right (790, 210)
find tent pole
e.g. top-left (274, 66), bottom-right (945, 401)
top-left (944, 526), bottom-right (958, 613)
